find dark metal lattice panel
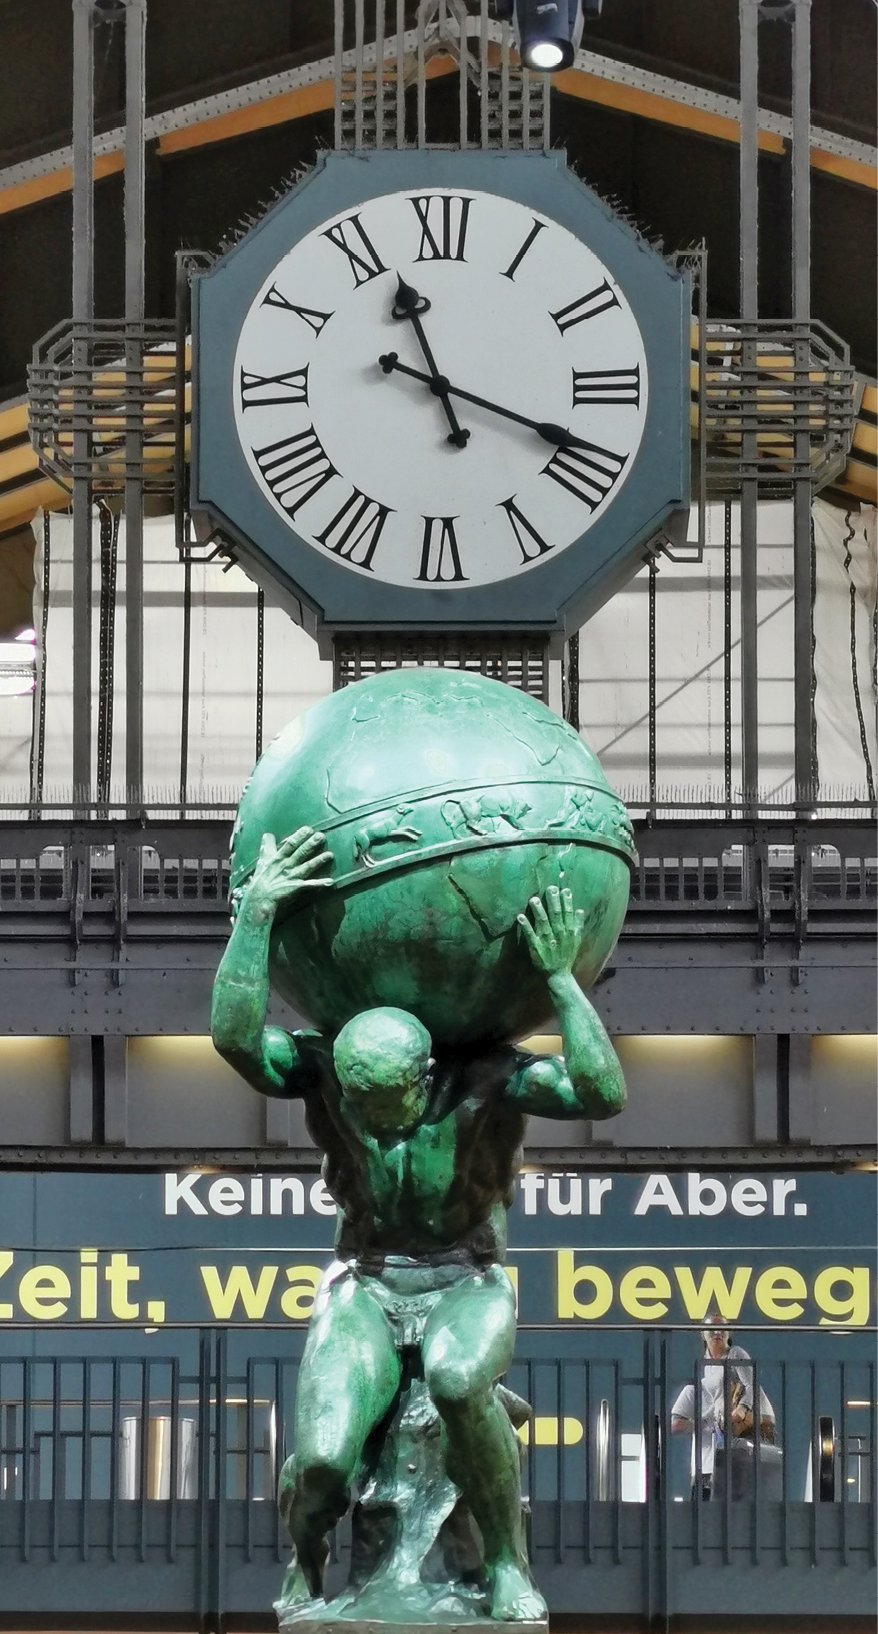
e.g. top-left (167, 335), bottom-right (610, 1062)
top-left (332, 632), bottom-right (549, 701)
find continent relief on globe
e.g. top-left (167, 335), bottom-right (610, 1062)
top-left (230, 670), bottom-right (634, 1047)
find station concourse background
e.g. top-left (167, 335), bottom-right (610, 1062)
top-left (0, 3), bottom-right (875, 1632)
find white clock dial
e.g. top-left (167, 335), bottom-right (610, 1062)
top-left (232, 188), bottom-right (649, 589)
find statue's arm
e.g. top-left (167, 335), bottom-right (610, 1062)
top-left (504, 888), bottom-right (626, 1121)
top-left (211, 827), bottom-right (333, 1098)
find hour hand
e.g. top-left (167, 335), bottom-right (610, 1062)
top-left (388, 275), bottom-right (470, 449)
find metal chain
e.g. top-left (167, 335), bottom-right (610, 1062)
top-left (841, 510), bottom-right (876, 803)
top-left (96, 502), bottom-right (119, 806)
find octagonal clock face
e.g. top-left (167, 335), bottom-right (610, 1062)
top-left (231, 188), bottom-right (649, 590)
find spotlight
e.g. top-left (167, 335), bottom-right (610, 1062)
top-left (497, 0), bottom-right (596, 73)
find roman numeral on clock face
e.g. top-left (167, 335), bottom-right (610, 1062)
top-left (498, 496), bottom-right (552, 564)
top-left (551, 279), bottom-right (620, 334)
top-left (572, 365), bottom-right (641, 407)
top-left (411, 194), bottom-right (472, 262)
top-left (240, 366), bottom-right (309, 410)
top-left (416, 517), bottom-right (467, 582)
top-left (321, 213), bottom-right (388, 287)
top-left (542, 439), bottom-right (628, 511)
top-left (501, 219), bottom-right (546, 281)
top-left (314, 487), bottom-right (393, 571)
top-left (261, 286), bottom-right (333, 335)
top-left (253, 427), bottom-right (337, 518)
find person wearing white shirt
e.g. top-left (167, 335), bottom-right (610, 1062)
top-left (670, 1316), bottom-right (775, 1499)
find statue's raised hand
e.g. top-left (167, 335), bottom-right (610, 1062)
top-left (244, 827), bottom-right (334, 923)
top-left (517, 886), bottom-right (585, 978)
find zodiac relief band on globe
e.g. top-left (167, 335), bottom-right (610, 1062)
top-left (211, 669), bottom-right (636, 1631)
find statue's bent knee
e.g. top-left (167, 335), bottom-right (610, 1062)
top-left (427, 1358), bottom-right (488, 1416)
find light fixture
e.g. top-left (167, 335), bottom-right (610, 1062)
top-left (15, 627), bottom-right (36, 643)
top-left (0, 639), bottom-right (36, 697)
top-left (495, 0), bottom-right (603, 73)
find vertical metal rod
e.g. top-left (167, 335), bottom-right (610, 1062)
top-left (354, 0), bottom-right (365, 149)
top-left (792, 0), bottom-right (814, 808)
top-left (458, 0), bottom-right (469, 147)
top-left (696, 248), bottom-right (708, 558)
top-left (72, 0), bottom-right (95, 812)
top-left (396, 0), bottom-right (405, 146)
top-left (500, 19), bottom-right (510, 149)
top-left (480, 0), bottom-right (489, 147)
top-left (215, 1329), bottom-right (228, 1627)
top-left (417, 2), bottom-right (427, 147)
top-left (739, 0), bottom-right (760, 813)
top-left (81, 1358), bottom-right (92, 1562)
top-left (124, 0), bottom-right (147, 812)
top-left (50, 1359), bottom-right (61, 1560)
top-left (334, 0), bottom-right (344, 147)
top-left (863, 1352), bottom-right (869, 1568)
top-left (375, 0), bottom-right (385, 148)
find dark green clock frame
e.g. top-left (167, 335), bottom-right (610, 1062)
top-left (191, 149), bottom-right (690, 639)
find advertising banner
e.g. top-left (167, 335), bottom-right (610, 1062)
top-left (0, 1167), bottom-right (873, 1331)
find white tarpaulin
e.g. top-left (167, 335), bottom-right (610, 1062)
top-left (3, 512), bottom-right (330, 810)
top-left (0, 498), bottom-right (874, 811)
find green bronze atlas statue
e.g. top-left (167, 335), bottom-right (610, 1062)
top-left (211, 668), bottom-right (633, 1632)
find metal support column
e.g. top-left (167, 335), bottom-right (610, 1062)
top-left (791, 0), bottom-right (814, 806)
top-left (124, 0), bottom-right (147, 810)
top-left (739, 0), bottom-right (760, 812)
top-left (71, 0), bottom-right (95, 809)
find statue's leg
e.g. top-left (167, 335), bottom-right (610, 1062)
top-left (283, 1274), bottom-right (401, 1606)
top-left (422, 1269), bottom-right (546, 1622)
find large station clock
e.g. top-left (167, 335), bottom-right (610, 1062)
top-left (192, 151), bottom-right (689, 636)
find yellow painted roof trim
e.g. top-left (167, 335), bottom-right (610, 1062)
top-left (0, 59), bottom-right (873, 221)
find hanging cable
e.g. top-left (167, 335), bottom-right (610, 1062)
top-left (255, 587), bottom-right (265, 761)
top-left (841, 510), bottom-right (876, 805)
top-left (180, 551), bottom-right (192, 812)
top-left (566, 630), bottom-right (580, 731)
top-left (29, 510), bottom-right (51, 811)
top-left (96, 502), bottom-right (119, 807)
top-left (648, 558), bottom-right (658, 815)
top-left (724, 500), bottom-right (733, 815)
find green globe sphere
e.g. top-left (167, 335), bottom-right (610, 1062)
top-left (230, 669), bottom-right (633, 1047)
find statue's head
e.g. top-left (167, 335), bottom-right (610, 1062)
top-left (333, 1007), bottom-right (433, 1136)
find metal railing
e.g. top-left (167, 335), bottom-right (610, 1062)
top-left (333, 0), bottom-right (551, 152)
top-left (28, 319), bottom-right (179, 493)
top-left (0, 820), bottom-right (872, 926)
top-left (700, 319), bottom-right (857, 496)
top-left (0, 1328), bottom-right (874, 1624)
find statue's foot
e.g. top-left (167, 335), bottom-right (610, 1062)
top-left (275, 1559), bottom-right (324, 1619)
top-left (488, 1560), bottom-right (548, 1622)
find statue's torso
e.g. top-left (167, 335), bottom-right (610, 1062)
top-left (295, 1039), bottom-right (528, 1260)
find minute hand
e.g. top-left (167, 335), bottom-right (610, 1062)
top-left (378, 355), bottom-right (586, 450)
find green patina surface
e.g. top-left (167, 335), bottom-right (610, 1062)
top-left (229, 668), bottom-right (633, 1046)
top-left (212, 668), bottom-right (633, 1629)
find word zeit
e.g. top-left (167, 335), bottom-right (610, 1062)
top-left (522, 1172), bottom-right (810, 1218)
top-left (0, 1248), bottom-right (323, 1325)
top-left (243, 196), bottom-right (640, 579)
